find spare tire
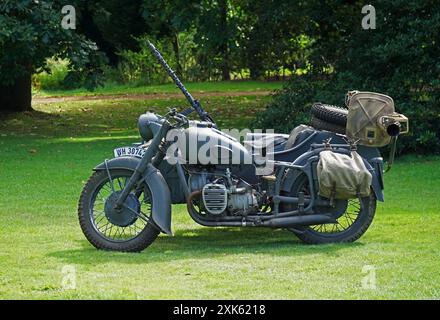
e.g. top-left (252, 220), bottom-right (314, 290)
top-left (311, 103), bottom-right (348, 126)
top-left (311, 116), bottom-right (346, 134)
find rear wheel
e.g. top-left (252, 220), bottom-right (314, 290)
top-left (78, 169), bottom-right (160, 252)
top-left (282, 174), bottom-right (376, 244)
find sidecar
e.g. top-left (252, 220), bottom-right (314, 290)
top-left (110, 118), bottom-right (384, 206)
top-left (243, 126), bottom-right (385, 201)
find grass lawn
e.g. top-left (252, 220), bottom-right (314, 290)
top-left (33, 80), bottom-right (283, 98)
top-left (0, 93), bottom-right (439, 299)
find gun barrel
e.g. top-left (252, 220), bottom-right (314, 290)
top-left (384, 122), bottom-right (401, 137)
top-left (146, 41), bottom-right (212, 122)
top-left (378, 114), bottom-right (408, 137)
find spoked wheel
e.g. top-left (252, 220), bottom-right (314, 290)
top-left (281, 174), bottom-right (376, 244)
top-left (78, 169), bottom-right (160, 252)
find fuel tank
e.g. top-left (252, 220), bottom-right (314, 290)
top-left (138, 113), bottom-right (253, 165)
top-left (169, 125), bottom-right (253, 166)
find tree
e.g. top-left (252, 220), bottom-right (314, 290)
top-left (238, 0), bottom-right (307, 79)
top-left (194, 0), bottom-right (243, 80)
top-left (78, 0), bottom-right (148, 66)
top-left (141, 0), bottom-right (200, 78)
top-left (0, 0), bottom-right (105, 112)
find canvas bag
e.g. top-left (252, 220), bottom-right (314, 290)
top-left (317, 150), bottom-right (372, 199)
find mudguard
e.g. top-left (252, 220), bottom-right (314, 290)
top-left (282, 148), bottom-right (384, 202)
top-left (94, 157), bottom-right (172, 235)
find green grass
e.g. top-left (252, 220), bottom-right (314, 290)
top-left (2, 95), bottom-right (270, 137)
top-left (33, 80), bottom-right (283, 98)
top-left (0, 95), bottom-right (439, 299)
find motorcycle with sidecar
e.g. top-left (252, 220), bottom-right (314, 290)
top-left (78, 42), bottom-right (408, 252)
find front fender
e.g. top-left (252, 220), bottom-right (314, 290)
top-left (94, 157), bottom-right (172, 235)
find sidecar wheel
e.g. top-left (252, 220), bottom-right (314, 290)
top-left (78, 170), bottom-right (160, 252)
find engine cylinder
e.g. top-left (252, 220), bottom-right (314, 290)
top-left (202, 184), bottom-right (228, 215)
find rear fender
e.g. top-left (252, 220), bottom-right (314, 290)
top-left (94, 157), bottom-right (172, 235)
top-left (281, 149), bottom-right (384, 202)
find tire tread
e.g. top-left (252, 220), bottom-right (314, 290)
top-left (311, 103), bottom-right (348, 126)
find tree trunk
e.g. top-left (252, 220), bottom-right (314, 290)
top-left (249, 63), bottom-right (262, 80)
top-left (220, 49), bottom-right (231, 81)
top-left (0, 74), bottom-right (32, 112)
top-left (80, 5), bottom-right (118, 66)
top-left (171, 33), bottom-right (183, 78)
top-left (219, 0), bottom-right (231, 81)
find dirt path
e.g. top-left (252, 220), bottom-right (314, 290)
top-left (33, 90), bottom-right (273, 104)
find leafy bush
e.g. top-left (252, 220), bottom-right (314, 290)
top-left (255, 72), bottom-right (440, 155)
top-left (33, 56), bottom-right (103, 91)
top-left (103, 32), bottom-right (221, 85)
top-left (254, 1), bottom-right (440, 155)
top-left (104, 37), bottom-right (182, 86)
top-left (32, 58), bottom-right (70, 90)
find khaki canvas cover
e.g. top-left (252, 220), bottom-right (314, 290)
top-left (317, 150), bottom-right (372, 199)
top-left (346, 91), bottom-right (395, 147)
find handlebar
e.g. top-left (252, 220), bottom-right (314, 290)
top-left (165, 108), bottom-right (190, 128)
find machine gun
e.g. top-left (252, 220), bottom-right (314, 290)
top-left (146, 41), bottom-right (215, 124)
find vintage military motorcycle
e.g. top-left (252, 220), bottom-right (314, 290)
top-left (78, 42), bottom-right (408, 252)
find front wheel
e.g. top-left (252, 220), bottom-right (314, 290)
top-left (78, 169), bottom-right (160, 252)
top-left (282, 174), bottom-right (376, 244)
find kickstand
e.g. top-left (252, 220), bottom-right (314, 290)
top-left (385, 137), bottom-right (398, 173)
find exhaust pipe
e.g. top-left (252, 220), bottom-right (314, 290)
top-left (187, 191), bottom-right (337, 228)
top-left (187, 191), bottom-right (244, 227)
top-left (262, 214), bottom-right (336, 228)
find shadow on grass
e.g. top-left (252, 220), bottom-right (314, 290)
top-left (48, 227), bottom-right (364, 265)
top-left (0, 109), bottom-right (59, 119)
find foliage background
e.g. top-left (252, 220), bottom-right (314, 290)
top-left (1, 0), bottom-right (439, 153)
top-left (254, 1), bottom-right (440, 154)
